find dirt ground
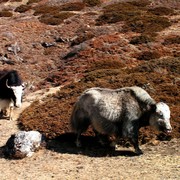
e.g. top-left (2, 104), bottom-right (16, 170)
top-left (0, 88), bottom-right (179, 180)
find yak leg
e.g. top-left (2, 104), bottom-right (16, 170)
top-left (125, 121), bottom-right (143, 155)
top-left (0, 109), bottom-right (8, 119)
top-left (93, 129), bottom-right (110, 146)
top-left (76, 131), bottom-right (82, 147)
top-left (110, 135), bottom-right (119, 149)
top-left (9, 106), bottom-right (14, 121)
top-left (72, 107), bottom-right (90, 147)
top-left (131, 137), bottom-right (143, 155)
top-left (0, 109), bottom-right (3, 118)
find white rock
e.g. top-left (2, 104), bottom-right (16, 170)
top-left (4, 131), bottom-right (45, 159)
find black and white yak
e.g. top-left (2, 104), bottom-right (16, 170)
top-left (0, 70), bottom-right (24, 120)
top-left (70, 86), bottom-right (172, 155)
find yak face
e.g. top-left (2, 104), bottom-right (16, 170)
top-left (8, 85), bottom-right (24, 108)
top-left (149, 102), bottom-right (172, 133)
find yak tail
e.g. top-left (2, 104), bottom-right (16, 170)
top-left (70, 102), bottom-right (79, 132)
top-left (70, 101), bottom-right (90, 133)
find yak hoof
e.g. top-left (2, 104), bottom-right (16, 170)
top-left (9, 117), bottom-right (13, 121)
top-left (110, 141), bottom-right (117, 148)
top-left (135, 149), bottom-right (143, 155)
top-left (76, 140), bottom-right (82, 148)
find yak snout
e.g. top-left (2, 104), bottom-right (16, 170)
top-left (158, 119), bottom-right (172, 133)
top-left (150, 102), bottom-right (172, 134)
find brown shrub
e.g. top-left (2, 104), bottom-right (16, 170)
top-left (130, 35), bottom-right (154, 44)
top-left (0, 0), bottom-right (9, 2)
top-left (137, 51), bottom-right (161, 61)
top-left (96, 2), bottom-right (142, 25)
top-left (0, 10), bottom-right (13, 17)
top-left (33, 5), bottom-right (59, 16)
top-left (34, 2), bottom-right (85, 14)
top-left (71, 32), bottom-right (95, 46)
top-left (27, 0), bottom-right (41, 4)
top-left (96, 1), bottom-right (171, 37)
top-left (128, 0), bottom-right (150, 7)
top-left (39, 12), bottom-right (75, 25)
top-left (59, 2), bottom-right (85, 11)
top-left (123, 15), bottom-right (171, 34)
top-left (83, 0), bottom-right (101, 7)
top-left (10, 0), bottom-right (22, 1)
top-left (15, 5), bottom-right (31, 13)
top-left (89, 59), bottom-right (125, 70)
top-left (148, 7), bottom-right (174, 16)
top-left (163, 36), bottom-right (180, 45)
top-left (133, 57), bottom-right (180, 74)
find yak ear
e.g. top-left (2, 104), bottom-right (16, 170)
top-left (149, 104), bottom-right (157, 112)
top-left (147, 104), bottom-right (156, 112)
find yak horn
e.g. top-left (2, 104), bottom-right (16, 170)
top-left (6, 79), bottom-right (11, 88)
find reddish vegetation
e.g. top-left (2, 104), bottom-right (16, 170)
top-left (19, 58), bottom-right (180, 145)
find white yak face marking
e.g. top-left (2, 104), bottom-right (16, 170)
top-left (11, 85), bottom-right (24, 108)
top-left (156, 102), bottom-right (170, 120)
top-left (150, 102), bottom-right (172, 133)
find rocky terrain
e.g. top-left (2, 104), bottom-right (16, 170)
top-left (0, 0), bottom-right (179, 179)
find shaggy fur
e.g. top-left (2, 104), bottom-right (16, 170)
top-left (70, 86), bottom-right (172, 155)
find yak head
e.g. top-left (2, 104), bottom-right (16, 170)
top-left (6, 80), bottom-right (25, 108)
top-left (149, 102), bottom-right (172, 133)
